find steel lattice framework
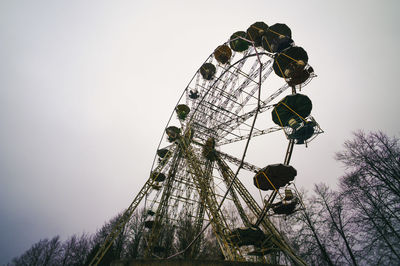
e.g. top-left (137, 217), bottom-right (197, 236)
top-left (89, 22), bottom-right (323, 265)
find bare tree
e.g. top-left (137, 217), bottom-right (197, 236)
top-left (85, 212), bottom-right (127, 265)
top-left (11, 236), bottom-right (62, 266)
top-left (336, 131), bottom-right (400, 264)
top-left (174, 210), bottom-right (199, 259)
top-left (42, 236), bottom-right (61, 265)
top-left (277, 188), bottom-right (335, 265)
top-left (123, 208), bottom-right (145, 259)
top-left (60, 233), bottom-right (91, 266)
top-left (314, 184), bottom-right (358, 266)
top-left (197, 227), bottom-right (224, 260)
top-left (336, 131), bottom-right (400, 198)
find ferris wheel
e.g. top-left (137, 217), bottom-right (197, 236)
top-left (90, 21), bottom-right (323, 265)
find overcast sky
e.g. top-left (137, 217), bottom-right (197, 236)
top-left (1, 0), bottom-right (400, 264)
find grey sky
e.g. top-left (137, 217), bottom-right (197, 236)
top-left (1, 0), bottom-right (400, 264)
